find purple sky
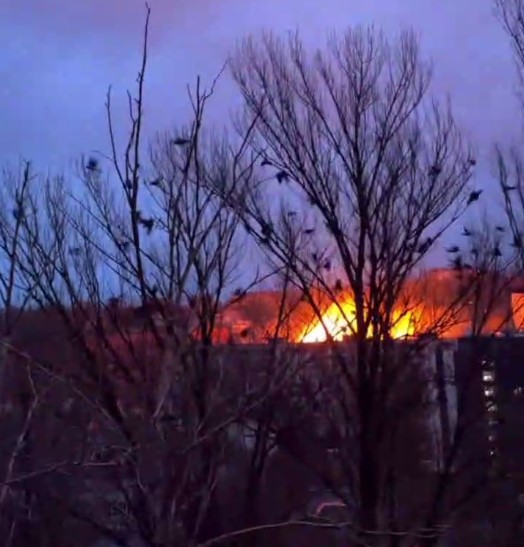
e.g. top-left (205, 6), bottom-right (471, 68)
top-left (1, 0), bottom-right (520, 246)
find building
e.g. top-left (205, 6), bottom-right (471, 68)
top-left (1, 267), bottom-right (524, 546)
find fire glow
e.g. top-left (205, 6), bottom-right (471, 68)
top-left (221, 269), bottom-right (519, 345)
top-left (300, 297), bottom-right (421, 343)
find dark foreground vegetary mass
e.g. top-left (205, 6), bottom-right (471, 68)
top-left (1, 1), bottom-right (524, 545)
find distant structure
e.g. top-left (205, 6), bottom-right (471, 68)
top-left (214, 268), bottom-right (524, 344)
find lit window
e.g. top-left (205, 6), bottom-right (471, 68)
top-left (514, 386), bottom-right (523, 397)
top-left (484, 387), bottom-right (495, 397)
top-left (482, 371), bottom-right (494, 383)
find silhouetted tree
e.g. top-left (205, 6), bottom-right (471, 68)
top-left (207, 26), bottom-right (498, 546)
top-left (0, 8), bottom-right (288, 547)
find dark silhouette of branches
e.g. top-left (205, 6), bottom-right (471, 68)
top-left (210, 26), bottom-right (493, 546)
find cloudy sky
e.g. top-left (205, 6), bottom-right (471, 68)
top-left (0, 0), bottom-right (520, 187)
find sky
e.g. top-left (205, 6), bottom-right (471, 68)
top-left (0, 0), bottom-right (521, 260)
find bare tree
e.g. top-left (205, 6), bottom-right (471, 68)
top-left (3, 10), bottom-right (521, 547)
top-left (497, 0), bottom-right (524, 99)
top-left (495, 0), bottom-right (524, 267)
top-left (207, 26), bottom-right (482, 545)
top-left (0, 162), bottom-right (43, 545)
top-left (486, 3), bottom-right (524, 542)
top-left (0, 8), bottom-right (290, 547)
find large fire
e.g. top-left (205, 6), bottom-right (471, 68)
top-left (219, 269), bottom-right (522, 344)
top-left (300, 297), bottom-right (421, 343)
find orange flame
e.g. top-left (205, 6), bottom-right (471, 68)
top-left (300, 296), bottom-right (421, 343)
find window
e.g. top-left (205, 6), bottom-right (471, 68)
top-left (487, 402), bottom-right (498, 414)
top-left (482, 370), bottom-right (494, 383)
top-left (481, 358), bottom-right (495, 369)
